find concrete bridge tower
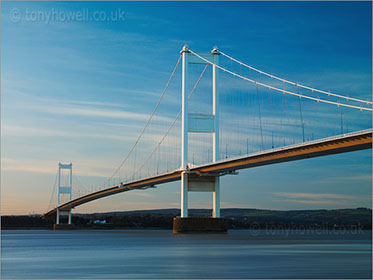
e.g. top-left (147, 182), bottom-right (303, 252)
top-left (54, 162), bottom-right (73, 229)
top-left (173, 46), bottom-right (227, 233)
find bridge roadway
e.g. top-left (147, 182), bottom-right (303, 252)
top-left (43, 129), bottom-right (372, 218)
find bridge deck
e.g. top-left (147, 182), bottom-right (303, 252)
top-left (43, 129), bottom-right (372, 217)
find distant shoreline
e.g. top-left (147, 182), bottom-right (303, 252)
top-left (2, 207), bottom-right (371, 230)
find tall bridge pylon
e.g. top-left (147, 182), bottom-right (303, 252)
top-left (56, 162), bottom-right (73, 226)
top-left (180, 45), bottom-right (221, 219)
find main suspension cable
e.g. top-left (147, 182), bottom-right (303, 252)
top-left (188, 49), bottom-right (372, 112)
top-left (219, 51), bottom-right (372, 105)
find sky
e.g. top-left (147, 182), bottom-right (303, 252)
top-left (1, 1), bottom-right (372, 215)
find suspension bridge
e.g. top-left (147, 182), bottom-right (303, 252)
top-left (43, 46), bottom-right (372, 232)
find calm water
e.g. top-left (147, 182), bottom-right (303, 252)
top-left (1, 229), bottom-right (372, 279)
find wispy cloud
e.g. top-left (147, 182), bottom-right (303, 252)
top-left (42, 105), bottom-right (151, 121)
top-left (1, 157), bottom-right (116, 178)
top-left (127, 192), bottom-right (153, 198)
top-left (4, 88), bottom-right (176, 123)
top-left (311, 174), bottom-right (372, 185)
top-left (273, 192), bottom-right (361, 200)
top-left (276, 199), bottom-right (345, 206)
top-left (271, 192), bottom-right (369, 206)
top-left (2, 124), bottom-right (132, 141)
top-left (1, 158), bottom-right (57, 175)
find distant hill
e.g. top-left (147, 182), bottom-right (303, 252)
top-left (2, 208), bottom-right (371, 229)
top-left (72, 208), bottom-right (372, 230)
top-left (79, 207), bottom-right (372, 219)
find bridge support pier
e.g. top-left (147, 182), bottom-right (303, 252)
top-left (175, 173), bottom-right (227, 233)
top-left (54, 208), bottom-right (73, 230)
top-left (181, 172), bottom-right (189, 218)
top-left (56, 208), bottom-right (60, 225)
top-left (180, 174), bottom-right (221, 218)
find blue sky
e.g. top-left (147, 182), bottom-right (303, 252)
top-left (1, 1), bottom-right (372, 215)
